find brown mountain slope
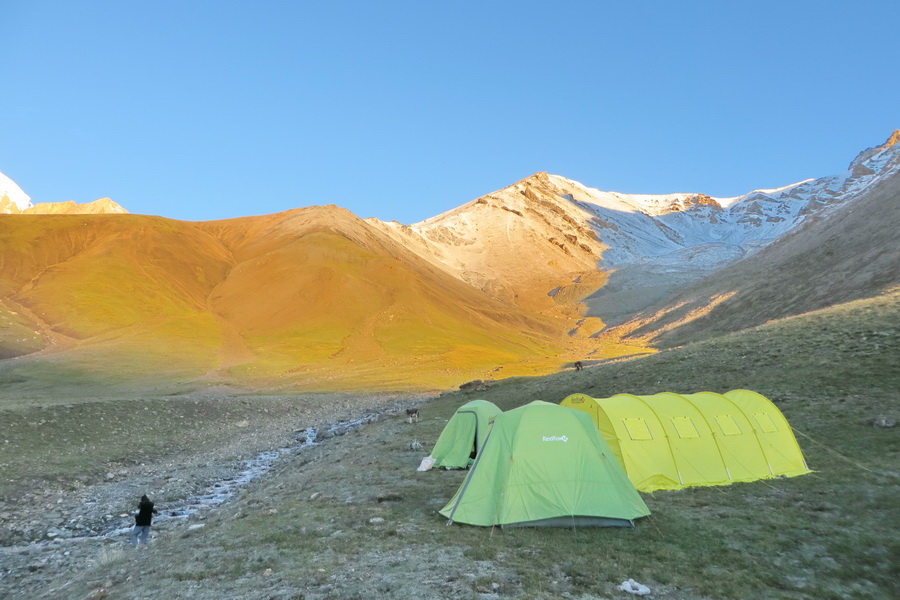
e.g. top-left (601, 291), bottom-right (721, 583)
top-left (195, 205), bottom-right (602, 386)
top-left (0, 214), bottom-right (233, 338)
top-left (0, 214), bottom-right (236, 381)
top-left (0, 207), bottom-right (637, 391)
top-left (368, 172), bottom-right (610, 317)
top-left (606, 170), bottom-right (900, 347)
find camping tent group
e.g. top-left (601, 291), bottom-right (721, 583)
top-left (424, 390), bottom-right (810, 528)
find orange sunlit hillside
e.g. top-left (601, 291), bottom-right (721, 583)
top-left (0, 208), bottom-right (635, 390)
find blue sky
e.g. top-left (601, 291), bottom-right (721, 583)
top-left (3, 1), bottom-right (898, 223)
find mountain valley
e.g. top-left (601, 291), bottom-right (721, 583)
top-left (0, 133), bottom-right (897, 599)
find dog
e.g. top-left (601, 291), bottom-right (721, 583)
top-left (406, 408), bottom-right (419, 424)
top-left (574, 361), bottom-right (584, 371)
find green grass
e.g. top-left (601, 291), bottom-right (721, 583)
top-left (5, 291), bottom-right (899, 599)
top-left (0, 304), bottom-right (44, 358)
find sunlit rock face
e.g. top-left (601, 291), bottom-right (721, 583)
top-left (22, 198), bottom-right (128, 215)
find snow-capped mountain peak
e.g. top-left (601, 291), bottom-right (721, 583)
top-left (369, 132), bottom-right (898, 318)
top-left (849, 129), bottom-right (900, 171)
top-left (0, 170), bottom-right (33, 213)
top-left (545, 131), bottom-right (899, 266)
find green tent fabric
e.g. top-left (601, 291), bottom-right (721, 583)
top-left (561, 389), bottom-right (811, 492)
top-left (440, 401), bottom-right (650, 528)
top-left (430, 400), bottom-right (501, 469)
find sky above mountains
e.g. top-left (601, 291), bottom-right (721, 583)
top-left (3, 1), bottom-right (898, 224)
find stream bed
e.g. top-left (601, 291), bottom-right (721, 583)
top-left (2, 411), bottom-right (386, 553)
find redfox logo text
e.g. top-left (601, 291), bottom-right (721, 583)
top-left (542, 435), bottom-right (569, 442)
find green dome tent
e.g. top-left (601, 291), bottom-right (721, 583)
top-left (560, 389), bottom-right (811, 492)
top-left (440, 401), bottom-right (650, 528)
top-left (422, 399), bottom-right (501, 470)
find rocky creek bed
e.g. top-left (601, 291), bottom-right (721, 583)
top-left (0, 392), bottom-right (425, 599)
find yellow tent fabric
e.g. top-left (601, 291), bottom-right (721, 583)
top-left (560, 389), bottom-right (810, 492)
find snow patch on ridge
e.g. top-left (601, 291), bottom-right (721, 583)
top-left (0, 170), bottom-right (33, 212)
top-left (384, 134), bottom-right (898, 312)
top-left (544, 135), bottom-right (899, 266)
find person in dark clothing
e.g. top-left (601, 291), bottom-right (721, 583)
top-left (130, 494), bottom-right (158, 546)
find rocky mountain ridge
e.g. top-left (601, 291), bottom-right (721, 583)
top-left (0, 171), bottom-right (128, 215)
top-left (365, 131), bottom-right (897, 328)
top-left (418, 130), bottom-right (899, 271)
top-left (5, 130), bottom-right (896, 270)
top-left (608, 167), bottom-right (900, 348)
top-left (1, 132), bottom-right (896, 389)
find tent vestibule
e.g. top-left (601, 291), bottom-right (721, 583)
top-left (421, 399), bottom-right (501, 470)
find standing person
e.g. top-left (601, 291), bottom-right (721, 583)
top-left (130, 494), bottom-right (158, 547)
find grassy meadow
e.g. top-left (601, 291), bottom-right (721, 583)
top-left (2, 291), bottom-right (898, 599)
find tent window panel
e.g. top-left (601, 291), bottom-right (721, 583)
top-left (715, 414), bottom-right (743, 436)
top-left (752, 413), bottom-right (779, 433)
top-left (622, 417), bottom-right (653, 441)
top-left (670, 416), bottom-right (700, 439)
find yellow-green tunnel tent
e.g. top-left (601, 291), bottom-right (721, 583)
top-left (560, 389), bottom-right (810, 492)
